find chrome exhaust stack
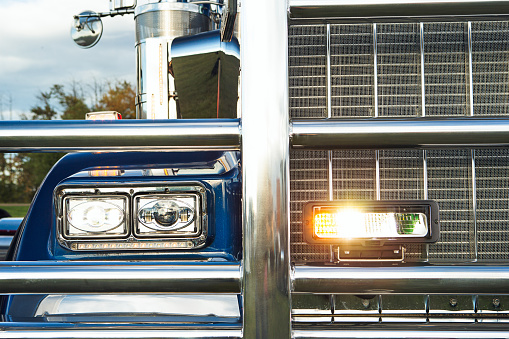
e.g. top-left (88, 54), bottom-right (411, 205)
top-left (72, 0), bottom-right (240, 120)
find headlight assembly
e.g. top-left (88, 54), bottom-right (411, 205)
top-left (136, 195), bottom-right (199, 237)
top-left (55, 184), bottom-right (207, 251)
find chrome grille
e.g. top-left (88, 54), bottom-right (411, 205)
top-left (289, 20), bottom-right (509, 264)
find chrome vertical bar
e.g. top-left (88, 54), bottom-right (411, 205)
top-left (327, 24), bottom-right (334, 262)
top-left (472, 149), bottom-right (478, 261)
top-left (373, 23), bottom-right (381, 200)
top-left (420, 22), bottom-right (429, 260)
top-left (423, 151), bottom-right (429, 261)
top-left (327, 23), bottom-right (332, 119)
top-left (420, 22), bottom-right (426, 118)
top-left (467, 21), bottom-right (478, 261)
top-left (376, 150), bottom-right (381, 200)
top-left (373, 23), bottom-right (378, 118)
top-left (241, 0), bottom-right (291, 337)
top-left (327, 23), bottom-right (333, 201)
top-left (468, 21), bottom-right (474, 117)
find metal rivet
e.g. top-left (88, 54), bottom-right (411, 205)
top-left (493, 298), bottom-right (501, 308)
top-left (449, 298), bottom-right (458, 307)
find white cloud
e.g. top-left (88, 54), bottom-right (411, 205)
top-left (0, 0), bottom-right (135, 119)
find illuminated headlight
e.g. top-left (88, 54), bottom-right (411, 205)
top-left (64, 196), bottom-right (128, 238)
top-left (303, 200), bottom-right (439, 245)
top-left (135, 194), bottom-right (200, 237)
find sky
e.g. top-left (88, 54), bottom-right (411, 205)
top-left (0, 0), bottom-right (135, 119)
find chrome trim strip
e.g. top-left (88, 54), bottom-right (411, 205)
top-left (328, 151), bottom-right (333, 201)
top-left (468, 21), bottom-right (474, 117)
top-left (289, 0), bottom-right (509, 20)
top-left (373, 23), bottom-right (378, 118)
top-left (293, 329), bottom-right (509, 339)
top-left (0, 262), bottom-right (241, 294)
top-left (292, 266), bottom-right (509, 294)
top-left (420, 22), bottom-right (426, 118)
top-left (327, 23), bottom-right (332, 119)
top-left (423, 151), bottom-right (429, 261)
top-left (0, 120), bottom-right (241, 152)
top-left (291, 118), bottom-right (509, 149)
top-left (241, 0), bottom-right (291, 336)
top-left (472, 149), bottom-right (478, 261)
top-left (135, 2), bottom-right (204, 16)
top-left (375, 150), bottom-right (380, 200)
top-left (0, 328), bottom-right (242, 339)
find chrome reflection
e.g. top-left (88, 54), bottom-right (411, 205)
top-left (171, 30), bottom-right (240, 119)
top-left (34, 294), bottom-right (240, 323)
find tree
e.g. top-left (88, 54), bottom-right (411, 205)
top-left (0, 80), bottom-right (137, 203)
top-left (95, 80), bottom-right (136, 119)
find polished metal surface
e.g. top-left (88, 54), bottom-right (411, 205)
top-left (0, 120), bottom-right (240, 152)
top-left (292, 265), bottom-right (509, 295)
top-left (0, 262), bottom-right (241, 294)
top-left (289, 0), bottom-right (509, 20)
top-left (373, 23), bottom-right (378, 118)
top-left (171, 30), bottom-right (240, 119)
top-left (71, 11), bottom-right (103, 49)
top-left (241, 0), bottom-right (291, 337)
top-left (0, 326), bottom-right (242, 339)
top-left (135, 1), bottom-right (212, 119)
top-left (468, 21), bottom-right (474, 117)
top-left (293, 328), bottom-right (509, 339)
top-left (291, 118), bottom-right (509, 149)
top-left (34, 294), bottom-right (240, 319)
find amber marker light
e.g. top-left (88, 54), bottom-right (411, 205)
top-left (303, 200), bottom-right (439, 245)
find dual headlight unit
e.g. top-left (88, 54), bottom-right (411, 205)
top-left (55, 184), bottom-right (207, 251)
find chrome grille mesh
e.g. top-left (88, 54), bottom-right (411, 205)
top-left (423, 22), bottom-right (469, 117)
top-left (331, 24), bottom-right (374, 118)
top-left (472, 21), bottom-right (509, 116)
top-left (289, 25), bottom-right (327, 118)
top-left (377, 23), bottom-right (422, 117)
top-left (289, 20), bottom-right (509, 263)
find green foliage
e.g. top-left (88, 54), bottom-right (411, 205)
top-left (0, 204), bottom-right (30, 218)
top-left (0, 80), bottom-right (136, 203)
top-left (95, 80), bottom-right (136, 119)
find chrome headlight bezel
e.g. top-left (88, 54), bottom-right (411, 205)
top-left (55, 183), bottom-right (208, 251)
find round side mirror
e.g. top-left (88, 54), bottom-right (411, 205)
top-left (71, 11), bottom-right (103, 49)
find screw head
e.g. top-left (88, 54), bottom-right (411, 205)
top-left (493, 298), bottom-right (501, 308)
top-left (449, 298), bottom-right (458, 307)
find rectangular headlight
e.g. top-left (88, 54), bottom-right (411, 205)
top-left (63, 196), bottom-right (128, 239)
top-left (303, 200), bottom-right (439, 245)
top-left (56, 184), bottom-right (207, 251)
top-left (135, 194), bottom-right (201, 237)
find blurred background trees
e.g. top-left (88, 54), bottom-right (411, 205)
top-left (0, 80), bottom-right (136, 203)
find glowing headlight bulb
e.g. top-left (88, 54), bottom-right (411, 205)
top-left (84, 205), bottom-right (106, 227)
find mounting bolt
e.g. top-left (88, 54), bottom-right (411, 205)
top-left (449, 298), bottom-right (458, 307)
top-left (361, 299), bottom-right (370, 309)
top-left (493, 298), bottom-right (501, 308)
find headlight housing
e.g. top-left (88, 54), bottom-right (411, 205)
top-left (303, 200), bottom-right (439, 246)
top-left (64, 197), bottom-right (128, 238)
top-left (55, 184), bottom-right (207, 251)
top-left (136, 194), bottom-right (200, 237)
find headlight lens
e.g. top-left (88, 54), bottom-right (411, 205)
top-left (136, 195), bottom-right (199, 237)
top-left (64, 197), bottom-right (128, 238)
top-left (303, 200), bottom-right (439, 245)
